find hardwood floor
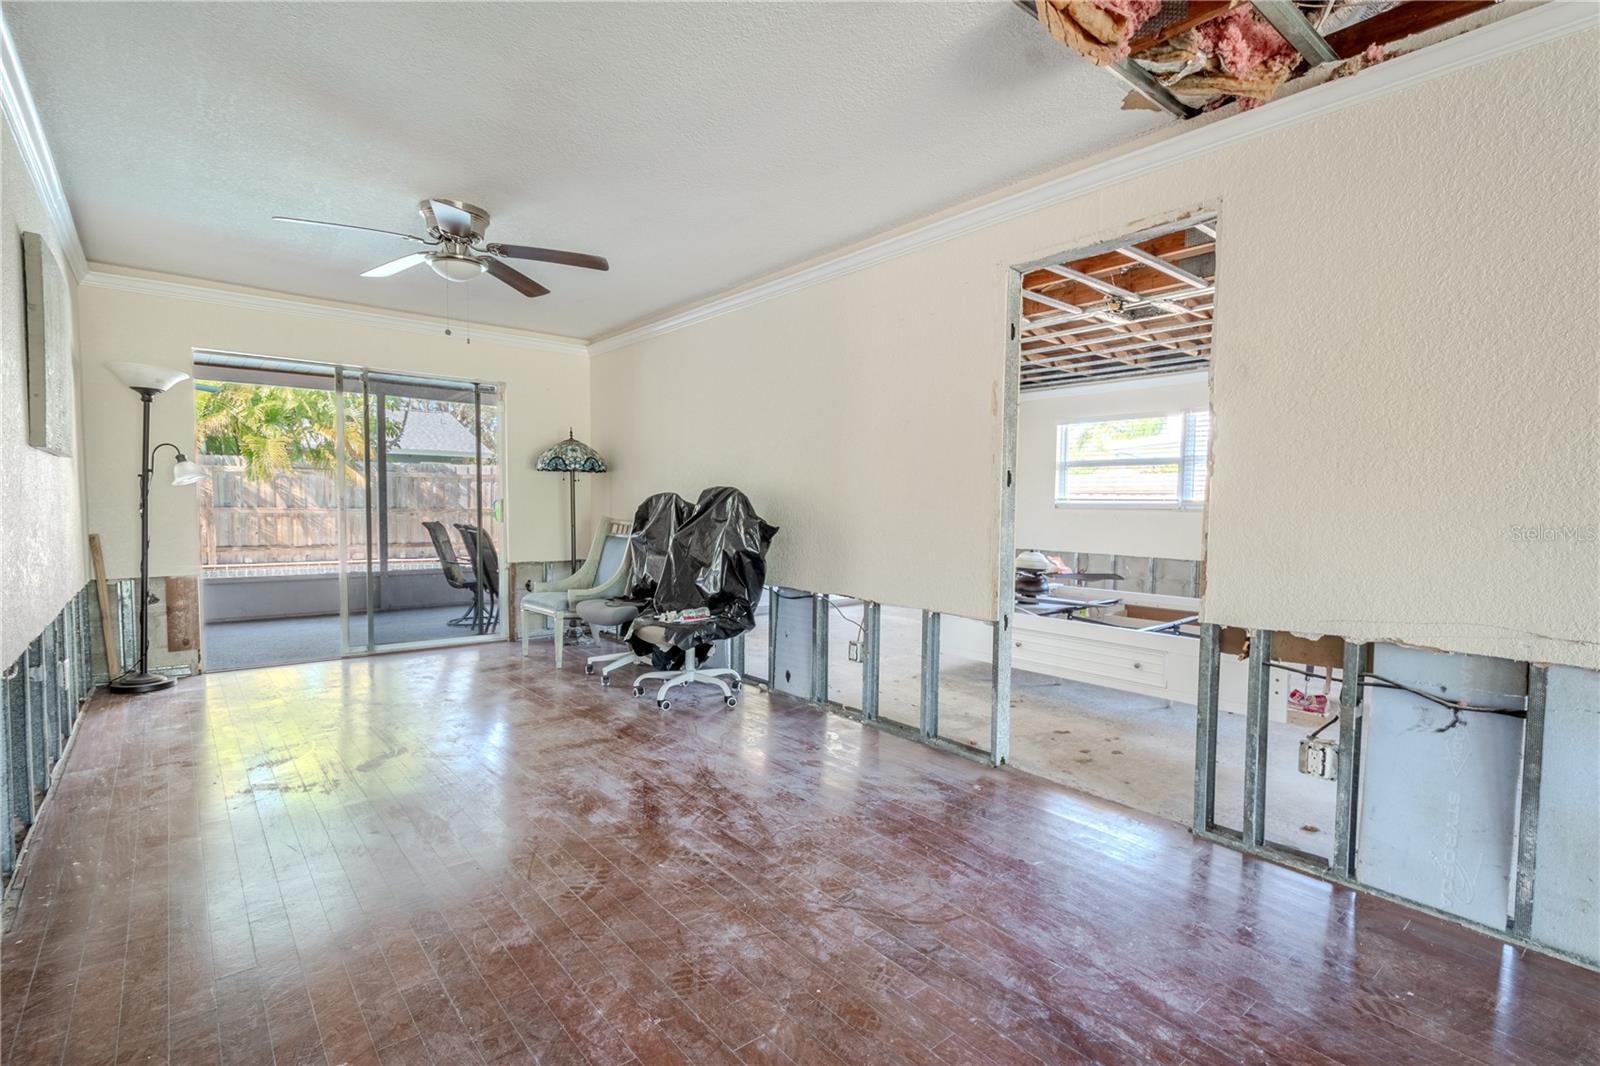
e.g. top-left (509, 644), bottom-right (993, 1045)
top-left (2, 642), bottom-right (1596, 1066)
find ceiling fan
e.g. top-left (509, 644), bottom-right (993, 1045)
top-left (272, 198), bottom-right (608, 298)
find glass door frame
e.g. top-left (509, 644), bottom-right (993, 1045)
top-left (336, 364), bottom-right (507, 658)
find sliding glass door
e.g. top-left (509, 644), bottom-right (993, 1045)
top-left (337, 367), bottom-right (505, 654)
top-left (192, 352), bottom-right (505, 671)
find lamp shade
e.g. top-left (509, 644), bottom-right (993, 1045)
top-left (107, 361), bottom-right (190, 393)
top-left (171, 459), bottom-right (204, 486)
top-left (535, 432), bottom-right (606, 473)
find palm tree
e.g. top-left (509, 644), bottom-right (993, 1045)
top-left (194, 381), bottom-right (397, 482)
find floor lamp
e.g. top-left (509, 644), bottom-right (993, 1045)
top-left (534, 429), bottom-right (606, 573)
top-left (106, 362), bottom-right (205, 694)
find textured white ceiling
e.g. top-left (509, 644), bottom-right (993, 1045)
top-left (8, 1), bottom-right (1172, 338)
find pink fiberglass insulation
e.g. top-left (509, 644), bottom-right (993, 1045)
top-left (1194, 6), bottom-right (1295, 74)
top-left (1092, 0), bottom-right (1161, 24)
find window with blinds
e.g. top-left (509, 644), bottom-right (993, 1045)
top-left (1055, 409), bottom-right (1210, 507)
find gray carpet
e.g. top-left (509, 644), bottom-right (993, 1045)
top-left (203, 605), bottom-right (496, 671)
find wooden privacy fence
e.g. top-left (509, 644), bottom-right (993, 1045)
top-left (198, 455), bottom-right (500, 568)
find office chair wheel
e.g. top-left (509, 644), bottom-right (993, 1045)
top-left (730, 679), bottom-right (742, 692)
top-left (633, 686), bottom-right (644, 697)
top-left (657, 698), bottom-right (672, 711)
top-left (600, 674), bottom-right (611, 687)
top-left (724, 696), bottom-right (738, 707)
top-left (585, 663), bottom-right (595, 675)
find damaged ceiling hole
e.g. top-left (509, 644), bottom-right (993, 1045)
top-left (1019, 1), bottom-right (1497, 117)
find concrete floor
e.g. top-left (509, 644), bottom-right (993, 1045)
top-left (748, 601), bottom-right (1337, 856)
top-left (202, 604), bottom-right (499, 672)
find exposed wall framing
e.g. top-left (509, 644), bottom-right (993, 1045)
top-left (1189, 627), bottom-right (1594, 970)
top-left (2, 585), bottom-right (98, 884)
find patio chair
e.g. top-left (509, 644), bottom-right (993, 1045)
top-left (455, 523), bottom-right (501, 633)
top-left (422, 520), bottom-right (483, 628)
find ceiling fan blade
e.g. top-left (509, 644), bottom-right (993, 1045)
top-left (361, 252), bottom-right (429, 278)
top-left (429, 199), bottom-right (477, 238)
top-left (485, 243), bottom-right (609, 271)
top-left (483, 257), bottom-right (550, 298)
top-left (274, 216), bottom-right (428, 244)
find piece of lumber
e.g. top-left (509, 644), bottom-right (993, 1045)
top-left (89, 534), bottom-right (120, 679)
top-left (1325, 1), bottom-right (1494, 58)
top-left (1219, 627), bottom-right (1347, 671)
top-left (165, 576), bottom-right (199, 653)
top-left (1123, 603), bottom-right (1202, 623)
top-left (1127, 0), bottom-right (1242, 55)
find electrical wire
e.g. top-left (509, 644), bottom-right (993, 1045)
top-left (829, 599), bottom-right (865, 638)
top-left (1362, 672), bottom-right (1528, 725)
top-left (766, 588), bottom-right (867, 637)
top-left (1268, 661), bottom-right (1341, 683)
top-left (1264, 660), bottom-right (1523, 718)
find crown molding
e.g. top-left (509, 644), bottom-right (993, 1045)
top-left (0, 9), bottom-right (88, 281)
top-left (81, 266), bottom-right (590, 356)
top-left (591, 1), bottom-right (1595, 356)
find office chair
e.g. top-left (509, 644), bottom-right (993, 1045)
top-left (628, 487), bottom-right (777, 710)
top-left (581, 492), bottom-right (693, 685)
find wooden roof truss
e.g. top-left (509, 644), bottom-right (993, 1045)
top-left (1019, 218), bottom-right (1217, 391)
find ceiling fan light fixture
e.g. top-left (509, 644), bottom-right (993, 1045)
top-left (428, 253), bottom-right (485, 282)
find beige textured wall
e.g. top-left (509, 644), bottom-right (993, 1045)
top-left (1016, 373), bottom-right (1209, 561)
top-left (592, 27), bottom-right (1600, 669)
top-left (0, 118), bottom-right (87, 667)
top-left (75, 276), bottom-right (593, 588)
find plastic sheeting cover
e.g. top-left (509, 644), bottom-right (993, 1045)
top-left (626, 491), bottom-right (694, 600)
top-left (632, 487), bottom-right (779, 651)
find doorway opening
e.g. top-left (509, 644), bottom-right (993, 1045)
top-left (998, 213), bottom-right (1229, 826)
top-left (194, 352), bottom-right (505, 671)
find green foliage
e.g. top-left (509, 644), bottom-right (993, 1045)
top-left (1067, 415), bottom-right (1171, 460)
top-left (194, 381), bottom-right (400, 482)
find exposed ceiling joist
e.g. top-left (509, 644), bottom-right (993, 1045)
top-left (1115, 245), bottom-right (1210, 288)
top-left (1019, 217), bottom-right (1216, 390)
top-left (1325, 1), bottom-right (1496, 58)
top-left (1249, 1), bottom-right (1339, 65)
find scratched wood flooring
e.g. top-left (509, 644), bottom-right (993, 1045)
top-left (2, 642), bottom-right (1596, 1065)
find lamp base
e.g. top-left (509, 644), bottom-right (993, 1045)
top-left (108, 671), bottom-right (175, 694)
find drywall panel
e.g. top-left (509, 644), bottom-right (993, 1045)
top-left (1530, 664), bottom-right (1600, 963)
top-left (0, 117), bottom-right (88, 667)
top-left (1356, 644), bottom-right (1525, 929)
top-left (74, 276), bottom-right (593, 586)
top-left (1016, 372), bottom-right (1208, 560)
top-left (769, 588), bottom-right (815, 700)
top-left (590, 25), bottom-right (1600, 670)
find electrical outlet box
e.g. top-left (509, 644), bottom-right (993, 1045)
top-left (847, 640), bottom-right (862, 663)
top-left (1298, 737), bottom-right (1338, 779)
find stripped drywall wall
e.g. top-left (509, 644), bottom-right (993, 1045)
top-left (0, 116), bottom-right (88, 667)
top-left (591, 24), bottom-right (1600, 670)
top-left (73, 273), bottom-right (594, 599)
top-left (1017, 372), bottom-right (1209, 560)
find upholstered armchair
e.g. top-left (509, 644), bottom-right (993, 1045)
top-left (519, 517), bottom-right (632, 666)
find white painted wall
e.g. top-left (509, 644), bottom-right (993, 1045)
top-left (1016, 372), bottom-right (1208, 560)
top-left (0, 117), bottom-right (87, 667)
top-left (592, 23), bottom-right (1600, 670)
top-left (74, 272), bottom-right (594, 587)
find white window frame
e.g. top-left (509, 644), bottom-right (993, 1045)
top-left (1055, 409), bottom-right (1210, 510)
